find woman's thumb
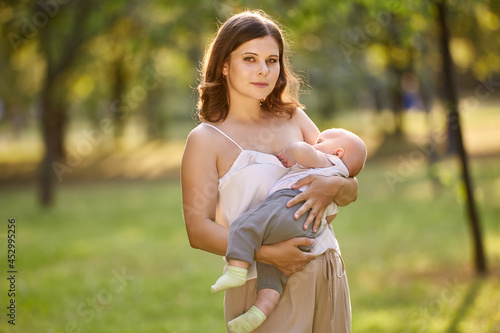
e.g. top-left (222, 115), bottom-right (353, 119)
top-left (293, 237), bottom-right (315, 246)
top-left (291, 175), bottom-right (314, 189)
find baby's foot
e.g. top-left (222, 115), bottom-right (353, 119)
top-left (227, 306), bottom-right (266, 333)
top-left (211, 266), bottom-right (247, 293)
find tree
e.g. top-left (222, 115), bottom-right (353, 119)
top-left (38, 1), bottom-right (95, 206)
top-left (35, 0), bottom-right (139, 206)
top-left (434, 0), bottom-right (487, 275)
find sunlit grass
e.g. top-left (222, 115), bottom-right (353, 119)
top-left (338, 154), bottom-right (500, 333)
top-left (1, 153), bottom-right (499, 332)
top-left (0, 180), bottom-right (225, 333)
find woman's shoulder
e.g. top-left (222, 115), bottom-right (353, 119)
top-left (289, 108), bottom-right (313, 126)
top-left (185, 123), bottom-right (219, 149)
top-left (186, 122), bottom-right (236, 152)
top-left (291, 108), bottom-right (320, 144)
top-left (187, 122), bottom-right (219, 140)
top-left (183, 123), bottom-right (224, 171)
top-left (292, 107), bottom-right (309, 119)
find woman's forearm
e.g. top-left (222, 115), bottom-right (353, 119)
top-left (335, 176), bottom-right (358, 207)
top-left (255, 244), bottom-right (274, 266)
top-left (186, 218), bottom-right (229, 256)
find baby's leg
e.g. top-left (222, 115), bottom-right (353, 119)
top-left (254, 288), bottom-right (280, 316)
top-left (227, 262), bottom-right (285, 332)
top-left (227, 288), bottom-right (280, 333)
top-left (211, 260), bottom-right (249, 293)
top-left (213, 195), bottom-right (277, 294)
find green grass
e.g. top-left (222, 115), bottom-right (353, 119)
top-left (1, 155), bottom-right (499, 332)
top-left (0, 180), bottom-right (225, 332)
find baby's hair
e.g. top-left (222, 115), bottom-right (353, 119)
top-left (321, 128), bottom-right (366, 177)
top-left (339, 129), bottom-right (366, 177)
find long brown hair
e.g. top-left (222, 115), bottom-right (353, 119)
top-left (196, 10), bottom-right (303, 122)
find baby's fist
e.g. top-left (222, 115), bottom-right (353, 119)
top-left (276, 150), bottom-right (294, 168)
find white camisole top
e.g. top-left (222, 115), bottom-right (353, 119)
top-left (203, 123), bottom-right (339, 280)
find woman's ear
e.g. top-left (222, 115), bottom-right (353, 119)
top-left (335, 148), bottom-right (345, 158)
top-left (222, 63), bottom-right (229, 77)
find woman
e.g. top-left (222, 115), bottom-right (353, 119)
top-left (181, 10), bottom-right (357, 332)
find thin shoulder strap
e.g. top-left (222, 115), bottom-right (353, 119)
top-left (202, 123), bottom-right (243, 151)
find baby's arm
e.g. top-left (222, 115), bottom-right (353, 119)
top-left (277, 142), bottom-right (331, 168)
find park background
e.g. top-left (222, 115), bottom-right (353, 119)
top-left (0, 0), bottom-right (499, 332)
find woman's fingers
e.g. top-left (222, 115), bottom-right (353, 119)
top-left (290, 237), bottom-right (316, 263)
top-left (287, 192), bottom-right (310, 219)
top-left (300, 205), bottom-right (317, 230)
top-left (299, 206), bottom-right (325, 233)
top-left (310, 207), bottom-right (326, 233)
top-left (276, 238), bottom-right (316, 275)
top-left (287, 175), bottom-right (318, 210)
top-left (290, 236), bottom-right (315, 249)
top-left (287, 176), bottom-right (335, 233)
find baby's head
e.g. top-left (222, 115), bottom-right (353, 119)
top-left (313, 128), bottom-right (367, 177)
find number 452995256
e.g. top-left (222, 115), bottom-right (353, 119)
top-left (8, 218), bottom-right (16, 270)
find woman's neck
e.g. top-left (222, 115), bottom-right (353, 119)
top-left (227, 99), bottom-right (266, 124)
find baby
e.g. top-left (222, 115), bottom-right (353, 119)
top-left (212, 128), bottom-right (367, 333)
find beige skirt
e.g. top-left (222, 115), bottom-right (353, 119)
top-left (224, 248), bottom-right (351, 333)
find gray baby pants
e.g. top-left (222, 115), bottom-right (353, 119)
top-left (226, 188), bottom-right (316, 295)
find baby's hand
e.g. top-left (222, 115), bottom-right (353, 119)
top-left (276, 150), bottom-right (295, 168)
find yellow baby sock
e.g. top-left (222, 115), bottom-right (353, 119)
top-left (211, 266), bottom-right (247, 293)
top-left (227, 306), bottom-right (266, 333)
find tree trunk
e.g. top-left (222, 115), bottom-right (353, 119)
top-left (390, 71), bottom-right (404, 137)
top-left (146, 88), bottom-right (166, 140)
top-left (40, 85), bottom-right (65, 206)
top-left (38, 14), bottom-right (64, 207)
top-left (435, 0), bottom-right (487, 275)
top-left (37, 0), bottom-right (93, 206)
top-left (387, 14), bottom-right (405, 138)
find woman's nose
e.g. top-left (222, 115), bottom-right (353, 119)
top-left (258, 61), bottom-right (269, 76)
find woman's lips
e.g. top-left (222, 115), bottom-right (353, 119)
top-left (251, 82), bottom-right (269, 88)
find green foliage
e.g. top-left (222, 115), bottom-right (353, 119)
top-left (1, 0), bottom-right (499, 136)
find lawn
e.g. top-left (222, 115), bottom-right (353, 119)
top-left (0, 152), bottom-right (499, 332)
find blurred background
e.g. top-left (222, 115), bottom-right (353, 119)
top-left (0, 0), bottom-right (499, 332)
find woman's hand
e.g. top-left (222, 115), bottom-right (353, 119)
top-left (286, 175), bottom-right (358, 232)
top-left (255, 237), bottom-right (316, 276)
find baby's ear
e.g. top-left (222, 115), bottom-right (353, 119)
top-left (335, 148), bottom-right (344, 158)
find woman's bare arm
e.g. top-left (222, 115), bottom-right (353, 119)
top-left (181, 127), bottom-right (229, 255)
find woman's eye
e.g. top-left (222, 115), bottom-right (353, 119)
top-left (244, 57), bottom-right (255, 62)
top-left (267, 58), bottom-right (278, 63)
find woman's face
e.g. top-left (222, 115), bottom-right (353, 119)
top-left (222, 36), bottom-right (280, 104)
